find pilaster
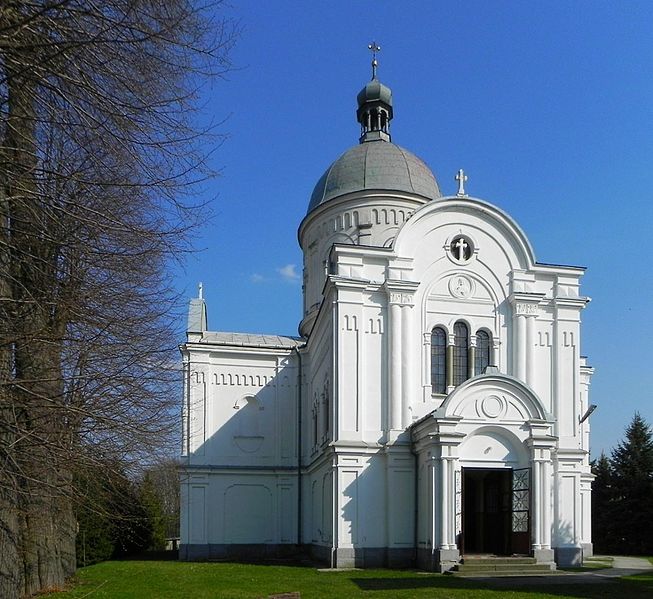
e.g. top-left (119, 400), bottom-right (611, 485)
top-left (384, 280), bottom-right (419, 434)
top-left (526, 420), bottom-right (556, 564)
top-left (509, 291), bottom-right (544, 386)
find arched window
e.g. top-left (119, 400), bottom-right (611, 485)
top-left (453, 321), bottom-right (469, 387)
top-left (431, 327), bottom-right (447, 394)
top-left (475, 330), bottom-right (492, 375)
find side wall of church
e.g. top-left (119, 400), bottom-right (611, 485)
top-left (179, 344), bottom-right (300, 559)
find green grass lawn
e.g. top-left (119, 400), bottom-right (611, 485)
top-left (44, 560), bottom-right (653, 599)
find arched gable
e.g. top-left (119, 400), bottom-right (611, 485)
top-left (392, 196), bottom-right (537, 271)
top-left (440, 373), bottom-right (549, 422)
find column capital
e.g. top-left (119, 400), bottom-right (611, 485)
top-left (509, 292), bottom-right (545, 317)
top-left (384, 279), bottom-right (419, 306)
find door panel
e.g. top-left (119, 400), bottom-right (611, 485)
top-left (511, 468), bottom-right (530, 555)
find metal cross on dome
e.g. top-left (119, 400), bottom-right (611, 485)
top-left (368, 41), bottom-right (381, 79)
top-left (455, 168), bottom-right (468, 196)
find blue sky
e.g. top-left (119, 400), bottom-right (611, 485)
top-left (177, 1), bottom-right (653, 457)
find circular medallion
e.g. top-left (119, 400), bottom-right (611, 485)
top-left (480, 395), bottom-right (505, 419)
top-left (449, 275), bottom-right (473, 299)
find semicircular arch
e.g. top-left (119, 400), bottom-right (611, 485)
top-left (440, 374), bottom-right (548, 422)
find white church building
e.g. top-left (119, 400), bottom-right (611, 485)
top-left (179, 59), bottom-right (594, 572)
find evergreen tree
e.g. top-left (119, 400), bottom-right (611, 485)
top-left (591, 453), bottom-right (614, 552)
top-left (610, 412), bottom-right (653, 554)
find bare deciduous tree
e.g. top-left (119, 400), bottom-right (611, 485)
top-left (0, 2), bottom-right (236, 595)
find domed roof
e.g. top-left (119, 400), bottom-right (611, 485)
top-left (308, 141), bottom-right (442, 213)
top-left (357, 78), bottom-right (392, 107)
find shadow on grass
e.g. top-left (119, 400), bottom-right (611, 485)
top-left (352, 576), bottom-right (479, 591)
top-left (351, 572), bottom-right (653, 599)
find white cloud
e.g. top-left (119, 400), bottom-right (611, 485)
top-left (250, 273), bottom-right (265, 283)
top-left (277, 264), bottom-right (300, 283)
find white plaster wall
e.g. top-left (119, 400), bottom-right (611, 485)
top-left (299, 194), bottom-right (424, 330)
top-left (182, 347), bottom-right (298, 468)
top-left (180, 471), bottom-right (298, 546)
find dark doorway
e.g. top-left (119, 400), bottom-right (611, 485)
top-left (462, 468), bottom-right (512, 555)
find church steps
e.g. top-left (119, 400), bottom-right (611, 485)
top-left (449, 557), bottom-right (557, 576)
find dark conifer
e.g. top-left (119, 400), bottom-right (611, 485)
top-left (609, 413), bottom-right (653, 554)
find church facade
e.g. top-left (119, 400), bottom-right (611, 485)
top-left (179, 65), bottom-right (594, 572)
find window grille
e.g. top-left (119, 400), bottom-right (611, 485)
top-left (453, 321), bottom-right (469, 386)
top-left (475, 330), bottom-right (491, 375)
top-left (431, 327), bottom-right (446, 394)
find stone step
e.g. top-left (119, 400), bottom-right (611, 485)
top-left (462, 557), bottom-right (536, 565)
top-left (450, 570), bottom-right (562, 578)
top-left (455, 563), bottom-right (554, 573)
top-left (449, 558), bottom-right (558, 577)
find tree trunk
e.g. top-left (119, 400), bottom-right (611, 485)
top-left (0, 43), bottom-right (76, 596)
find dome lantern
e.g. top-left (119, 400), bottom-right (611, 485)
top-left (356, 42), bottom-right (393, 143)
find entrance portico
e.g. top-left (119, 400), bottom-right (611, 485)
top-left (412, 374), bottom-right (556, 572)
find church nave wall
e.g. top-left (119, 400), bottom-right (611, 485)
top-left (182, 348), bottom-right (299, 469)
top-left (179, 471), bottom-right (298, 560)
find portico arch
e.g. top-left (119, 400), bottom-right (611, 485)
top-left (412, 373), bottom-right (556, 569)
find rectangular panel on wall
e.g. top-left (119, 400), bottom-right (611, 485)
top-left (363, 313), bottom-right (383, 433)
top-left (340, 470), bottom-right (358, 545)
top-left (391, 470), bottom-right (414, 545)
top-left (224, 484), bottom-right (273, 543)
top-left (558, 475), bottom-right (577, 544)
top-left (322, 471), bottom-right (333, 543)
top-left (340, 323), bottom-right (359, 433)
top-left (280, 485), bottom-right (293, 543)
top-left (190, 377), bottom-right (206, 455)
top-left (559, 334), bottom-right (577, 437)
top-left (189, 485), bottom-right (206, 543)
top-left (280, 389), bottom-right (294, 458)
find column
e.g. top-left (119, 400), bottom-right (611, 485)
top-left (446, 335), bottom-right (454, 391)
top-left (542, 459), bottom-right (552, 548)
top-left (389, 302), bottom-right (402, 430)
top-left (515, 314), bottom-right (527, 380)
top-left (526, 315), bottom-right (535, 387)
top-left (401, 305), bottom-right (413, 428)
top-left (468, 336), bottom-right (476, 378)
top-left (439, 456), bottom-right (448, 549)
top-left (532, 459), bottom-right (542, 550)
top-left (431, 458), bottom-right (438, 549)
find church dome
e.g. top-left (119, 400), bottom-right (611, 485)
top-left (307, 50), bottom-right (441, 215)
top-left (308, 142), bottom-right (442, 212)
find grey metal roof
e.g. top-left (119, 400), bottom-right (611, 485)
top-left (187, 298), bottom-right (207, 333)
top-left (200, 331), bottom-right (303, 349)
top-left (308, 140), bottom-right (441, 213)
top-left (357, 78), bottom-right (392, 107)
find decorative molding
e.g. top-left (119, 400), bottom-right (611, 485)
top-left (389, 291), bottom-right (415, 306)
top-left (384, 279), bottom-right (419, 307)
top-left (476, 394), bottom-right (508, 419)
top-left (366, 317), bottom-right (384, 334)
top-left (515, 302), bottom-right (539, 316)
top-left (342, 314), bottom-right (359, 331)
top-left (562, 331), bottom-right (575, 347)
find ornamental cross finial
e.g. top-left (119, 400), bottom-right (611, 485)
top-left (455, 237), bottom-right (468, 261)
top-left (198, 281), bottom-right (203, 299)
top-left (368, 41), bottom-right (381, 79)
top-left (455, 168), bottom-right (468, 196)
